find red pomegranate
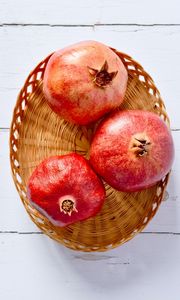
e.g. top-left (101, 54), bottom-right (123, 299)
top-left (27, 153), bottom-right (105, 226)
top-left (43, 40), bottom-right (128, 125)
top-left (90, 110), bottom-right (174, 192)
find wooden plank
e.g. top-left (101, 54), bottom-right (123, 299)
top-left (0, 130), bottom-right (179, 233)
top-left (0, 130), bottom-right (39, 232)
top-left (0, 0), bottom-right (180, 25)
top-left (0, 233), bottom-right (180, 300)
top-left (1, 25), bottom-right (180, 128)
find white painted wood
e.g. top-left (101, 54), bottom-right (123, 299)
top-left (0, 130), bottom-right (39, 232)
top-left (0, 130), bottom-right (179, 233)
top-left (1, 25), bottom-right (180, 128)
top-left (0, 0), bottom-right (179, 25)
top-left (0, 233), bottom-right (180, 300)
top-left (1, 1), bottom-right (180, 298)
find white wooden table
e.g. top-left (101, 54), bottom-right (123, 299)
top-left (1, 1), bottom-right (180, 299)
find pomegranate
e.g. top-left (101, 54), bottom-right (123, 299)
top-left (43, 40), bottom-right (128, 125)
top-left (90, 110), bottom-right (174, 192)
top-left (27, 153), bottom-right (105, 227)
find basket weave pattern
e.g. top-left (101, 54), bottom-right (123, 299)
top-left (10, 50), bottom-right (170, 252)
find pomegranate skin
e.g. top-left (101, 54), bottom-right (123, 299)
top-left (90, 110), bottom-right (174, 192)
top-left (43, 40), bottom-right (128, 125)
top-left (27, 153), bottom-right (105, 227)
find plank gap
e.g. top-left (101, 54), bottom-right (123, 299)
top-left (1, 23), bottom-right (180, 28)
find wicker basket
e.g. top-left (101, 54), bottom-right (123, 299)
top-left (10, 49), bottom-right (170, 252)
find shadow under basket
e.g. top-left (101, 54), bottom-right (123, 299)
top-left (10, 49), bottom-right (170, 252)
